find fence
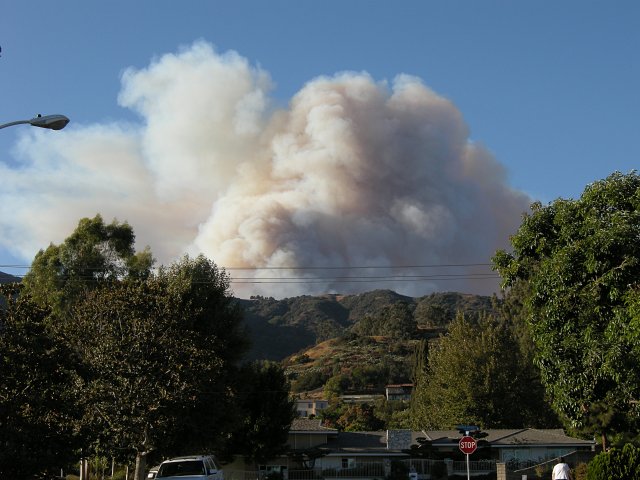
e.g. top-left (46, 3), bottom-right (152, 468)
top-left (500, 450), bottom-right (596, 480)
top-left (227, 459), bottom-right (497, 480)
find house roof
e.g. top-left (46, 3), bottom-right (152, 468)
top-left (287, 424), bottom-right (594, 457)
top-left (420, 429), bottom-right (595, 448)
top-left (290, 418), bottom-right (337, 433)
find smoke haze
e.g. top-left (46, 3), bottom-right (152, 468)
top-left (1, 41), bottom-right (530, 298)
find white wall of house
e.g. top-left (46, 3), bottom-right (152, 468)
top-left (498, 446), bottom-right (575, 463)
top-left (295, 399), bottom-right (328, 417)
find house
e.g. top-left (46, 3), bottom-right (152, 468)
top-left (419, 428), bottom-right (595, 464)
top-left (295, 398), bottom-right (329, 418)
top-left (385, 384), bottom-right (414, 401)
top-left (222, 420), bottom-right (596, 480)
top-left (340, 394), bottom-right (385, 404)
top-left (287, 417), bottom-right (338, 452)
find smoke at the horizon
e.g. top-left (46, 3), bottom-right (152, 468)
top-left (0, 41), bottom-right (530, 298)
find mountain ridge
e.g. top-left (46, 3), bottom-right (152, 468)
top-left (238, 289), bottom-right (497, 361)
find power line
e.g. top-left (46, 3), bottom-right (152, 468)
top-left (230, 277), bottom-right (499, 285)
top-left (0, 263), bottom-right (500, 285)
top-left (0, 262), bottom-right (494, 271)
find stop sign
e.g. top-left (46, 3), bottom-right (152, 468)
top-left (459, 435), bottom-right (477, 455)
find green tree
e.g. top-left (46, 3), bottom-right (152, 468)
top-left (493, 171), bottom-right (640, 447)
top-left (373, 397), bottom-right (411, 429)
top-left (22, 214), bottom-right (154, 312)
top-left (494, 282), bottom-right (558, 428)
top-left (351, 302), bottom-right (416, 339)
top-left (0, 285), bottom-right (82, 479)
top-left (226, 361), bottom-right (296, 465)
top-left (336, 403), bottom-right (384, 432)
top-left (60, 255), bottom-right (247, 480)
top-left (587, 443), bottom-right (640, 480)
top-left (324, 374), bottom-right (350, 400)
top-left (410, 313), bottom-right (551, 429)
top-left (408, 339), bottom-right (430, 429)
top-left (349, 364), bottom-right (388, 392)
top-left (291, 370), bottom-right (328, 393)
top-left (414, 303), bottom-right (448, 327)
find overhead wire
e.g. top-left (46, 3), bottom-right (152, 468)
top-left (0, 262), bottom-right (500, 285)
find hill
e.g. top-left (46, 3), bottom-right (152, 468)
top-left (283, 334), bottom-right (418, 394)
top-left (0, 272), bottom-right (20, 284)
top-left (238, 289), bottom-right (496, 361)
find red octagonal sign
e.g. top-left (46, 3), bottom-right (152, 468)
top-left (459, 436), bottom-right (477, 455)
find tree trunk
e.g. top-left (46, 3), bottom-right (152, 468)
top-left (601, 432), bottom-right (608, 452)
top-left (134, 451), bottom-right (147, 480)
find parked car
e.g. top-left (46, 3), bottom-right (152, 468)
top-left (147, 464), bottom-right (160, 479)
top-left (156, 455), bottom-right (223, 480)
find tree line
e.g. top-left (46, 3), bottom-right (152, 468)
top-left (0, 215), bottom-right (296, 480)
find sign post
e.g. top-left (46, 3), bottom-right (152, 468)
top-left (458, 435), bottom-right (477, 480)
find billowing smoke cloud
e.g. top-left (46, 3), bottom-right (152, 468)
top-left (0, 41), bottom-right (530, 298)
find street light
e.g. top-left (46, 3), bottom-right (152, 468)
top-left (0, 114), bottom-right (70, 131)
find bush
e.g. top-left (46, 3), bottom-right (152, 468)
top-left (292, 370), bottom-right (327, 392)
top-left (574, 462), bottom-right (588, 480)
top-left (587, 443), bottom-right (640, 479)
top-left (430, 461), bottom-right (448, 480)
top-left (112, 467), bottom-right (132, 480)
top-left (264, 472), bottom-right (284, 480)
top-left (387, 460), bottom-right (408, 480)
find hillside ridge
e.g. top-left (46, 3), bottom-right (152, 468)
top-left (238, 289), bottom-right (497, 361)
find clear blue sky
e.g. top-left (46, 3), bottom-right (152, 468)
top-left (1, 1), bottom-right (639, 297)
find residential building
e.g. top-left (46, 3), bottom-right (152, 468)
top-left (223, 420), bottom-right (596, 480)
top-left (295, 398), bottom-right (329, 418)
top-left (385, 383), bottom-right (413, 401)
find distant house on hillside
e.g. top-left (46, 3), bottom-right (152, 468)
top-left (295, 398), bottom-right (329, 418)
top-left (340, 394), bottom-right (385, 404)
top-left (385, 383), bottom-right (413, 401)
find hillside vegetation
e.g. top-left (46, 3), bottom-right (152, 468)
top-left (238, 289), bottom-right (497, 361)
top-left (284, 334), bottom-right (418, 394)
top-left (0, 272), bottom-right (20, 284)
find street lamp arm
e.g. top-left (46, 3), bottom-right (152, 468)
top-left (0, 114), bottom-right (70, 131)
top-left (0, 120), bottom-right (31, 129)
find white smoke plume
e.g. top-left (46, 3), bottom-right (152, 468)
top-left (0, 41), bottom-right (530, 298)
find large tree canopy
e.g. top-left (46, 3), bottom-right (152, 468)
top-left (493, 171), bottom-right (640, 444)
top-left (225, 361), bottom-right (296, 465)
top-left (409, 313), bottom-right (553, 429)
top-left (61, 255), bottom-right (248, 480)
top-left (351, 302), bottom-right (417, 339)
top-left (22, 214), bottom-right (154, 312)
top-left (3, 215), bottom-right (299, 478)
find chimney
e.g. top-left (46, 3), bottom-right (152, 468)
top-left (386, 429), bottom-right (412, 450)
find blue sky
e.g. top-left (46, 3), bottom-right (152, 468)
top-left (1, 1), bottom-right (638, 297)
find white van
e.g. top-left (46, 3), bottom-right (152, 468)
top-left (155, 455), bottom-right (223, 480)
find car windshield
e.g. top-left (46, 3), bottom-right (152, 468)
top-left (158, 460), bottom-right (205, 477)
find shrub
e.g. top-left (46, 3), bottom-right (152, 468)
top-left (430, 461), bottom-right (448, 480)
top-left (587, 443), bottom-right (640, 479)
top-left (573, 462), bottom-right (588, 480)
top-left (264, 472), bottom-right (284, 480)
top-left (387, 460), bottom-right (408, 480)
